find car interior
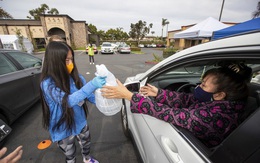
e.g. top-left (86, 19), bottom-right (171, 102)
top-left (145, 59), bottom-right (260, 163)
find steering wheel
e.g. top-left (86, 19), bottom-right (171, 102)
top-left (176, 83), bottom-right (197, 93)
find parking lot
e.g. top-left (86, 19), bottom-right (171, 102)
top-left (3, 48), bottom-right (162, 163)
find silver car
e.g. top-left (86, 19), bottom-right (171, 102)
top-left (121, 31), bottom-right (260, 163)
top-left (0, 49), bottom-right (42, 125)
top-left (118, 44), bottom-right (131, 54)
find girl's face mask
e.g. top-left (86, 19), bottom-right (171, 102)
top-left (66, 62), bottom-right (74, 74)
top-left (193, 85), bottom-right (214, 102)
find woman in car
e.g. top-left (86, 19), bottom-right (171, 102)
top-left (40, 41), bottom-right (106, 163)
top-left (101, 63), bottom-right (252, 148)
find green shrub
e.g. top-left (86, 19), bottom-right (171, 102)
top-left (152, 53), bottom-right (163, 62)
top-left (130, 47), bottom-right (141, 51)
top-left (163, 47), bottom-right (177, 58)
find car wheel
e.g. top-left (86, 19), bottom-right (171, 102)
top-left (121, 100), bottom-right (130, 138)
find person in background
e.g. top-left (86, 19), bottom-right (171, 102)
top-left (0, 146), bottom-right (23, 163)
top-left (41, 35), bottom-right (65, 68)
top-left (101, 63), bottom-right (252, 148)
top-left (40, 41), bottom-right (106, 163)
top-left (49, 35), bottom-right (65, 43)
top-left (87, 44), bottom-right (95, 65)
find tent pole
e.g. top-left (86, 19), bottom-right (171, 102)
top-left (219, 0), bottom-right (225, 21)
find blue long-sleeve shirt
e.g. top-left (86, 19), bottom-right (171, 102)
top-left (41, 75), bottom-right (96, 142)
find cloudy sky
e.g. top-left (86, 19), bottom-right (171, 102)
top-left (1, 0), bottom-right (258, 36)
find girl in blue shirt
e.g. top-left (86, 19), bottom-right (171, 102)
top-left (40, 41), bottom-right (105, 163)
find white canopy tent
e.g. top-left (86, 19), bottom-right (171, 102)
top-left (174, 17), bottom-right (229, 39)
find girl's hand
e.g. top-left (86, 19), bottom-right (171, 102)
top-left (140, 84), bottom-right (158, 97)
top-left (101, 79), bottom-right (133, 101)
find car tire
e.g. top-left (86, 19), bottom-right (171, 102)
top-left (121, 100), bottom-right (130, 138)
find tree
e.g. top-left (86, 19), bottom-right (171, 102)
top-left (165, 21), bottom-right (169, 38)
top-left (88, 24), bottom-right (98, 34)
top-left (253, 1), bottom-right (260, 18)
top-left (161, 18), bottom-right (169, 40)
top-left (0, 7), bottom-right (13, 19)
top-left (27, 4), bottom-right (59, 20)
top-left (129, 20), bottom-right (153, 45)
top-left (15, 28), bottom-right (27, 52)
top-left (105, 28), bottom-right (129, 41)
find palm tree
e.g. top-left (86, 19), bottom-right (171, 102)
top-left (165, 21), bottom-right (169, 38)
top-left (0, 7), bottom-right (13, 19)
top-left (252, 1), bottom-right (260, 18)
top-left (161, 18), bottom-right (168, 40)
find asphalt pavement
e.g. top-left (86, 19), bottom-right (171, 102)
top-left (3, 48), bottom-right (163, 163)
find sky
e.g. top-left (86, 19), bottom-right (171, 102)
top-left (1, 0), bottom-right (259, 37)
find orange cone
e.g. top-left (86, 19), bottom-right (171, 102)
top-left (37, 140), bottom-right (52, 150)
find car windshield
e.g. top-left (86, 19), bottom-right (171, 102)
top-left (102, 43), bottom-right (111, 47)
top-left (151, 63), bottom-right (260, 82)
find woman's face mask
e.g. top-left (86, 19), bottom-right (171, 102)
top-left (66, 62), bottom-right (74, 74)
top-left (193, 85), bottom-right (214, 102)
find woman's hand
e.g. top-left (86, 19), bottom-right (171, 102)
top-left (101, 79), bottom-right (133, 101)
top-left (139, 84), bottom-right (158, 97)
top-left (0, 146), bottom-right (23, 163)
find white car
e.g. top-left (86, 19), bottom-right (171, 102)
top-left (100, 42), bottom-right (114, 54)
top-left (138, 44), bottom-right (144, 48)
top-left (121, 31), bottom-right (260, 163)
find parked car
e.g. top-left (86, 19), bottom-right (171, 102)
top-left (138, 44), bottom-right (144, 48)
top-left (0, 49), bottom-right (42, 125)
top-left (86, 44), bottom-right (98, 54)
top-left (156, 44), bottom-right (166, 48)
top-left (121, 31), bottom-right (260, 163)
top-left (100, 42), bottom-right (114, 54)
top-left (118, 44), bottom-right (131, 54)
top-left (111, 43), bottom-right (119, 52)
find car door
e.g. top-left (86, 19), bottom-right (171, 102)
top-left (1, 51), bottom-right (41, 118)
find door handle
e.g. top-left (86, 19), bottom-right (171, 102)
top-left (160, 136), bottom-right (184, 163)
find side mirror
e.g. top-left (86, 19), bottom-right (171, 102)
top-left (125, 82), bottom-right (140, 92)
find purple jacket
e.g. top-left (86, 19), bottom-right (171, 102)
top-left (130, 88), bottom-right (245, 147)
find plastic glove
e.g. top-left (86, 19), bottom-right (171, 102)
top-left (91, 76), bottom-right (107, 88)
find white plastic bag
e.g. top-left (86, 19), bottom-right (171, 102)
top-left (94, 64), bottom-right (122, 116)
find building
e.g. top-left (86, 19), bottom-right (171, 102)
top-left (0, 14), bottom-right (90, 50)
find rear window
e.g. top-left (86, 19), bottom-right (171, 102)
top-left (7, 52), bottom-right (42, 69)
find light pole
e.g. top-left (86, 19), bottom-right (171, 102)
top-left (219, 0), bottom-right (225, 21)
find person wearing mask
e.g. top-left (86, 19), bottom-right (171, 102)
top-left (40, 41), bottom-right (105, 163)
top-left (101, 63), bottom-right (252, 148)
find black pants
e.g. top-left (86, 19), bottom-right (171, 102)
top-left (89, 55), bottom-right (94, 63)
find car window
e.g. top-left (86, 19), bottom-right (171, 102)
top-left (7, 52), bottom-right (42, 69)
top-left (0, 54), bottom-right (17, 75)
top-left (150, 63), bottom-right (260, 84)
